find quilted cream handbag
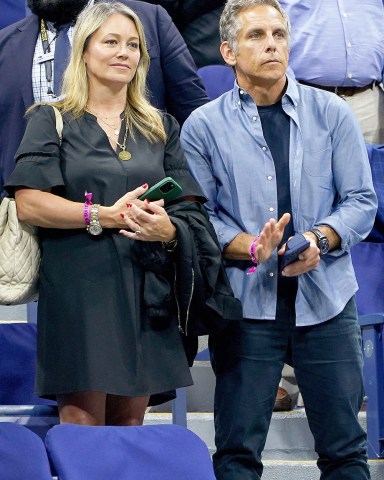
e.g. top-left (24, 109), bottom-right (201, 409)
top-left (0, 106), bottom-right (63, 305)
top-left (0, 198), bottom-right (40, 305)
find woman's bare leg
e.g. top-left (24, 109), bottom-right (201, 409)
top-left (105, 394), bottom-right (150, 426)
top-left (57, 391), bottom-right (106, 426)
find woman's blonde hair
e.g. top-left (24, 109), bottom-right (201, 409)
top-left (45, 2), bottom-right (166, 143)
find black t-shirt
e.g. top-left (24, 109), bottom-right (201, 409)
top-left (258, 100), bottom-right (297, 300)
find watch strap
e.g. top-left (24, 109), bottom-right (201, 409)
top-left (87, 204), bottom-right (102, 235)
top-left (309, 227), bottom-right (329, 254)
top-left (310, 228), bottom-right (323, 243)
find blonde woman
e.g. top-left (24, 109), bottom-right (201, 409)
top-left (5, 1), bottom-right (206, 426)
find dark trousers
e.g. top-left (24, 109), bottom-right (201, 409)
top-left (209, 296), bottom-right (370, 480)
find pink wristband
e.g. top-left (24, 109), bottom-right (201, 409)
top-left (84, 204), bottom-right (91, 225)
top-left (84, 191), bottom-right (93, 225)
top-left (247, 235), bottom-right (260, 275)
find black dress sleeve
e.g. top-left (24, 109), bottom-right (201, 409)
top-left (4, 105), bottom-right (65, 196)
top-left (163, 113), bottom-right (206, 201)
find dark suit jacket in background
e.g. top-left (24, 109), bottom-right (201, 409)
top-left (145, 0), bottom-right (225, 68)
top-left (0, 0), bottom-right (26, 30)
top-left (0, 0), bottom-right (209, 198)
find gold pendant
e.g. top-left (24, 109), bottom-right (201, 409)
top-left (119, 150), bottom-right (131, 161)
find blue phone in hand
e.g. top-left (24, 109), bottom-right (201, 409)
top-left (280, 233), bottom-right (310, 271)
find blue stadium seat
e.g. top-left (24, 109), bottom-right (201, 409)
top-left (197, 65), bottom-right (235, 100)
top-left (0, 422), bottom-right (52, 480)
top-left (45, 423), bottom-right (216, 480)
top-left (351, 143), bottom-right (384, 459)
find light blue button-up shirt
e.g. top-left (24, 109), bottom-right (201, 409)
top-left (280, 0), bottom-right (384, 86)
top-left (181, 77), bottom-right (377, 326)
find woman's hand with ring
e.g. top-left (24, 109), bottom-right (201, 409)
top-left (118, 200), bottom-right (176, 242)
top-left (98, 183), bottom-right (163, 229)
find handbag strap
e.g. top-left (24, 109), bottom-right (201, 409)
top-left (51, 105), bottom-right (63, 145)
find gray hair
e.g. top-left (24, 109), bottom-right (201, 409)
top-left (220, 0), bottom-right (291, 52)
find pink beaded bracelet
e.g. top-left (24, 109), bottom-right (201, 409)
top-left (84, 191), bottom-right (93, 225)
top-left (247, 235), bottom-right (260, 275)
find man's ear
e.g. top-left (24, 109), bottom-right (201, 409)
top-left (220, 41), bottom-right (237, 68)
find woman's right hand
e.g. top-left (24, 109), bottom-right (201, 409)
top-left (14, 184), bottom-right (162, 230)
top-left (99, 183), bottom-right (163, 229)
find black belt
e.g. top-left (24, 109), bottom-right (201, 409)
top-left (298, 80), bottom-right (379, 97)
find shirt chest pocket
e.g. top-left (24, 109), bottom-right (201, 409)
top-left (302, 143), bottom-right (332, 177)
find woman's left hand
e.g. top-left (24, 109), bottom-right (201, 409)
top-left (119, 199), bottom-right (176, 242)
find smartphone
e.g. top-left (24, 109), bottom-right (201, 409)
top-left (138, 177), bottom-right (182, 202)
top-left (280, 233), bottom-right (310, 271)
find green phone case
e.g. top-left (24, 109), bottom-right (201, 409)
top-left (138, 177), bottom-right (182, 202)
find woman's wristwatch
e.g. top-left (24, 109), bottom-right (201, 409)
top-left (87, 204), bottom-right (103, 236)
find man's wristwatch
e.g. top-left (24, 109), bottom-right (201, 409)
top-left (87, 204), bottom-right (103, 236)
top-left (309, 228), bottom-right (329, 255)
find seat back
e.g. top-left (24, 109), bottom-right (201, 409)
top-left (0, 322), bottom-right (55, 405)
top-left (351, 242), bottom-right (384, 315)
top-left (0, 422), bottom-right (52, 480)
top-left (45, 423), bottom-right (216, 480)
top-left (197, 65), bottom-right (235, 100)
top-left (365, 144), bottom-right (384, 242)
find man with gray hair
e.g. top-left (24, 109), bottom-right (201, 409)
top-left (181, 1), bottom-right (376, 478)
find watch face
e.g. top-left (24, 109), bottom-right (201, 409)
top-left (310, 228), bottom-right (329, 255)
top-left (318, 238), bottom-right (329, 254)
top-left (88, 223), bottom-right (102, 236)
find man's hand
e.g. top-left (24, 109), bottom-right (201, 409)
top-left (223, 213), bottom-right (291, 261)
top-left (256, 213), bottom-right (291, 263)
top-left (279, 234), bottom-right (320, 276)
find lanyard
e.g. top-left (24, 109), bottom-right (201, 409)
top-left (40, 19), bottom-right (55, 96)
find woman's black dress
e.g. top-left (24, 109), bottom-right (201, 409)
top-left (6, 105), bottom-right (202, 399)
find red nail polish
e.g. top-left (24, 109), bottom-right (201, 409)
top-left (145, 199), bottom-right (150, 204)
top-left (126, 203), bottom-right (132, 208)
top-left (142, 183), bottom-right (148, 189)
top-left (120, 213), bottom-right (124, 218)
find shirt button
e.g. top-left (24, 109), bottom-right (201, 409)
top-left (252, 116), bottom-right (257, 122)
top-left (269, 207), bottom-right (274, 212)
top-left (348, 73), bottom-right (353, 78)
top-left (262, 146), bottom-right (267, 151)
top-left (267, 175), bottom-right (273, 180)
top-left (240, 90), bottom-right (244, 95)
top-left (342, 12), bottom-right (348, 17)
top-left (238, 100), bottom-right (241, 105)
top-left (269, 272), bottom-right (274, 277)
top-left (347, 42), bottom-right (351, 48)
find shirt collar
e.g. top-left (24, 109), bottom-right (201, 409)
top-left (232, 73), bottom-right (299, 110)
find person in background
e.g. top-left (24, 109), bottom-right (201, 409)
top-left (146, 0), bottom-right (226, 68)
top-left (280, 0), bottom-right (384, 144)
top-left (181, 0), bottom-right (377, 478)
top-left (0, 0), bottom-right (209, 199)
top-left (3, 1), bottom-right (246, 426)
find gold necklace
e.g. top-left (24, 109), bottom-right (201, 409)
top-left (98, 116), bottom-right (121, 136)
top-left (108, 118), bottom-right (132, 161)
top-left (86, 105), bottom-right (121, 121)
top-left (87, 106), bottom-right (122, 136)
